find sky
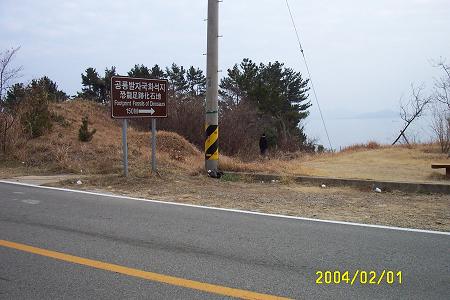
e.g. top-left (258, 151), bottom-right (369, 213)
top-left (1, 0), bottom-right (449, 148)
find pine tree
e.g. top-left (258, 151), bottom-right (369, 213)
top-left (21, 84), bottom-right (53, 138)
top-left (186, 66), bottom-right (206, 96)
top-left (219, 58), bottom-right (311, 148)
top-left (4, 83), bottom-right (25, 111)
top-left (150, 64), bottom-right (165, 79)
top-left (104, 66), bottom-right (117, 103)
top-left (80, 68), bottom-right (104, 102)
top-left (166, 63), bottom-right (188, 96)
top-left (128, 64), bottom-right (151, 78)
top-left (78, 115), bottom-right (96, 142)
top-left (6, 76), bottom-right (67, 139)
top-left (30, 76), bottom-right (68, 102)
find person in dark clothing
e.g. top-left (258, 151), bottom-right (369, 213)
top-left (259, 133), bottom-right (268, 156)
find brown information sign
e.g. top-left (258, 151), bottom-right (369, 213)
top-left (111, 76), bottom-right (168, 118)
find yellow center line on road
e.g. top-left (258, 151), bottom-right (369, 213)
top-left (0, 239), bottom-right (291, 300)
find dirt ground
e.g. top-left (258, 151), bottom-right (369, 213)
top-left (47, 173), bottom-right (450, 233)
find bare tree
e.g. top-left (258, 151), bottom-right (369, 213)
top-left (0, 47), bottom-right (22, 102)
top-left (433, 61), bottom-right (450, 108)
top-left (429, 59), bottom-right (450, 153)
top-left (0, 110), bottom-right (18, 153)
top-left (0, 47), bottom-right (22, 154)
top-left (430, 103), bottom-right (450, 153)
top-left (392, 84), bottom-right (432, 145)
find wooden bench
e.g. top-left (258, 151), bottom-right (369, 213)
top-left (431, 163), bottom-right (450, 178)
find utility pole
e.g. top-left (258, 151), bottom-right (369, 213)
top-left (205, 0), bottom-right (219, 173)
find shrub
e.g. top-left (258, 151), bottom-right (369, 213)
top-left (78, 115), bottom-right (96, 142)
top-left (4, 76), bottom-right (67, 142)
top-left (341, 141), bottom-right (381, 152)
top-left (51, 112), bottom-right (70, 127)
top-left (21, 87), bottom-right (53, 139)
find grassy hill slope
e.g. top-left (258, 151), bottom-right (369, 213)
top-left (12, 100), bottom-right (202, 176)
top-left (1, 99), bottom-right (448, 183)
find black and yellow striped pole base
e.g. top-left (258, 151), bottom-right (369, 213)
top-left (205, 124), bottom-right (219, 162)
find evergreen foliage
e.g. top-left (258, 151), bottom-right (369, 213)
top-left (4, 83), bottom-right (25, 111)
top-left (78, 115), bottom-right (96, 142)
top-left (166, 63), bottom-right (189, 95)
top-left (220, 58), bottom-right (312, 150)
top-left (30, 76), bottom-right (68, 102)
top-left (104, 66), bottom-right (117, 103)
top-left (21, 84), bottom-right (53, 138)
top-left (79, 67), bottom-right (118, 104)
top-left (127, 64), bottom-right (167, 80)
top-left (6, 76), bottom-right (67, 109)
top-left (4, 76), bottom-right (66, 139)
top-left (77, 59), bottom-right (313, 154)
top-left (150, 64), bottom-right (165, 79)
top-left (128, 64), bottom-right (151, 79)
top-left (186, 66), bottom-right (206, 96)
top-left (80, 67), bottom-right (104, 102)
top-left (79, 63), bottom-right (207, 102)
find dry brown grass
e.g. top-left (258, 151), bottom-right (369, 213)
top-left (1, 100), bottom-right (448, 184)
top-left (304, 144), bottom-right (447, 182)
top-left (1, 100), bottom-right (204, 177)
top-left (219, 141), bottom-right (449, 183)
top-left (341, 141), bottom-right (382, 152)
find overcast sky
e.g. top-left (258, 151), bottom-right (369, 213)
top-left (1, 0), bottom-right (449, 147)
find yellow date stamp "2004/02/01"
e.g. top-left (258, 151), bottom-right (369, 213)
top-left (316, 270), bottom-right (402, 285)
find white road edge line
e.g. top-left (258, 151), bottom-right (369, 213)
top-left (1, 180), bottom-right (449, 236)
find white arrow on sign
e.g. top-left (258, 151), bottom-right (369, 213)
top-left (139, 108), bottom-right (155, 115)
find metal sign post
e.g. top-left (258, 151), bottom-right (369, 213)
top-left (151, 118), bottom-right (157, 173)
top-left (122, 119), bottom-right (128, 177)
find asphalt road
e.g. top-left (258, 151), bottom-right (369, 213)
top-left (0, 181), bottom-right (449, 299)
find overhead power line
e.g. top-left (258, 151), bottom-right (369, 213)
top-left (285, 0), bottom-right (333, 151)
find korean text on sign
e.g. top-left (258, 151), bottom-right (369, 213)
top-left (114, 80), bottom-right (166, 92)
